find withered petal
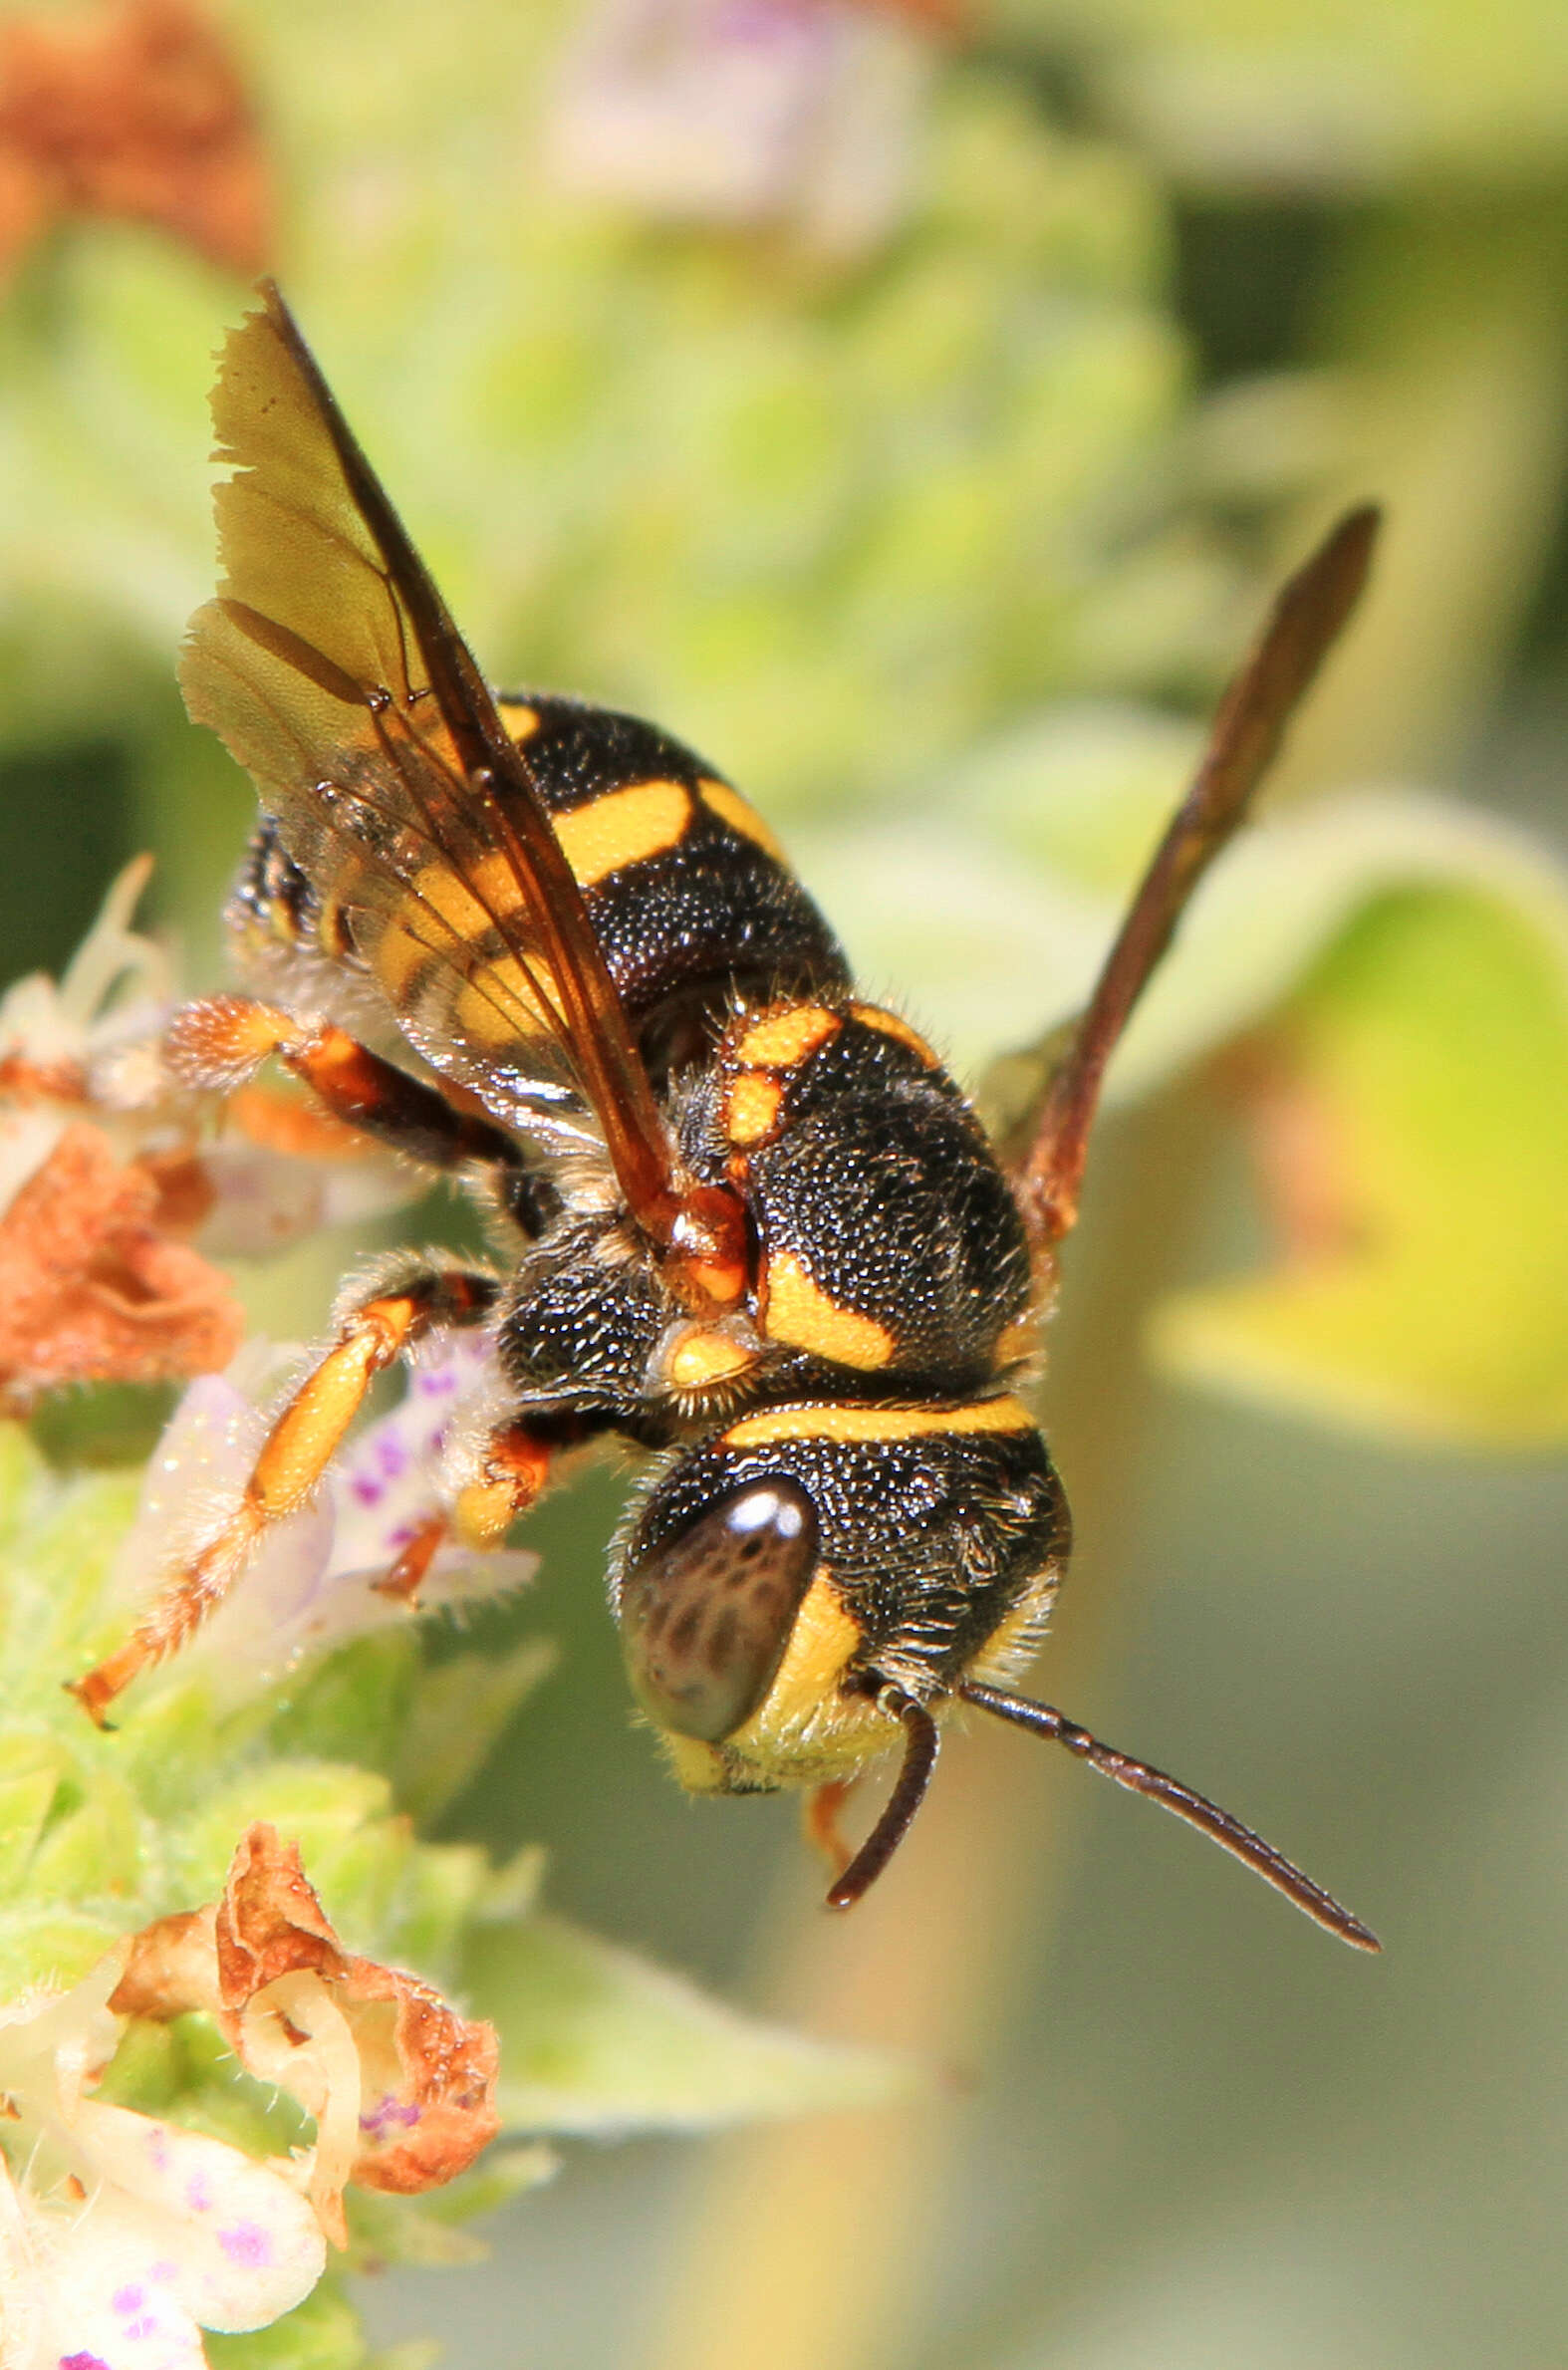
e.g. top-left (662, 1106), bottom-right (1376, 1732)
top-left (0, 1122), bottom-right (244, 1406)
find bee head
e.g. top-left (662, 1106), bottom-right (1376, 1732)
top-left (610, 1399), bottom-right (1068, 1807)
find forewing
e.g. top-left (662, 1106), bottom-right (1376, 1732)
top-left (180, 285), bottom-right (681, 1214)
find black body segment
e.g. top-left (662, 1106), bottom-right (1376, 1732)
top-left (701, 1002), bottom-right (1034, 1389)
top-left (231, 691), bottom-right (849, 1090)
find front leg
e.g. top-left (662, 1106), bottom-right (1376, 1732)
top-left (69, 1258), bottom-right (499, 1723)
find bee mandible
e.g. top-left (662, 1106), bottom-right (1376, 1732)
top-left (73, 285), bottom-right (1380, 1949)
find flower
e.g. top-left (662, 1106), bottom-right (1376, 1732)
top-left (115, 1823), bottom-right (502, 2253)
top-left (0, 860), bottom-right (421, 1412)
top-left (0, 0), bottom-right (272, 284)
top-left (0, 1821), bottom-right (503, 2362)
top-left (0, 1941), bottom-right (326, 2369)
top-left (545, 0), bottom-right (938, 258)
top-left (108, 1328), bottom-right (538, 1705)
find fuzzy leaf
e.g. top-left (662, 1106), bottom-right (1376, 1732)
top-left (1152, 880), bottom-right (1568, 1445)
top-left (467, 1913), bottom-right (911, 2137)
top-left (992, 0), bottom-right (1568, 187)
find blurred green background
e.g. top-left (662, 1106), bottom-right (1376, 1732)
top-left (3, 0), bottom-right (1567, 2363)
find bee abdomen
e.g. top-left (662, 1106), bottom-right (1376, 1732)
top-left (495, 694), bottom-right (851, 1080)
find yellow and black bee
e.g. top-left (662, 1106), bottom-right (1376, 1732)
top-left (74, 285), bottom-right (1378, 1947)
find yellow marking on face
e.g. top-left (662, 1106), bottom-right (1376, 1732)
top-left (734, 1004), bottom-right (841, 1070)
top-left (724, 1394), bottom-right (1035, 1450)
top-left (733, 1573), bottom-right (863, 1744)
top-left (698, 776), bottom-right (787, 863)
top-left (723, 1071), bottom-right (784, 1147)
top-left (666, 1575), bottom-right (896, 1793)
top-left (553, 780), bottom-right (692, 889)
top-left (496, 699), bottom-right (541, 743)
top-left (663, 1733), bottom-right (727, 1791)
top-left (762, 1250), bottom-right (895, 1371)
top-left (665, 1325), bottom-right (761, 1393)
top-left (849, 1003), bottom-right (939, 1066)
top-left (660, 1568), bottom-right (915, 1795)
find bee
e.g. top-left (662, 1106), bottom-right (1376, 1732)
top-left (73, 285), bottom-right (1379, 1948)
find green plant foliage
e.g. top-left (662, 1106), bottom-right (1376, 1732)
top-left (815, 699), bottom-right (1568, 1447)
top-left (0, 1419), bottom-right (901, 2356)
top-left (1152, 880), bottom-right (1568, 1444)
top-left (991, 0), bottom-right (1568, 186)
top-left (467, 1915), bottom-right (909, 2136)
top-left (0, 0), bottom-right (1236, 843)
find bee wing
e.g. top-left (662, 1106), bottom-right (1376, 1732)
top-left (180, 282), bottom-right (684, 1228)
top-left (1003, 504), bottom-right (1381, 1247)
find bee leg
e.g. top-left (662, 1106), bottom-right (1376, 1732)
top-left (67, 1261), bottom-right (499, 1724)
top-left (803, 1778), bottom-right (859, 1882)
top-left (374, 1415), bottom-right (572, 1604)
top-left (373, 1510), bottom-right (450, 1604)
top-left (166, 993), bottom-right (522, 1178)
top-left (451, 1423), bottom-right (560, 1552)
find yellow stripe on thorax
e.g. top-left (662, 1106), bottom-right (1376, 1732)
top-left (848, 1003), bottom-right (939, 1065)
top-left (723, 1072), bottom-right (784, 1148)
top-left (733, 1004), bottom-right (840, 1070)
top-left (761, 1250), bottom-right (895, 1371)
top-left (723, 1396), bottom-right (1035, 1450)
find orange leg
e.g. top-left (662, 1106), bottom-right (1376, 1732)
top-left (68, 1263), bottom-right (498, 1724)
top-left (452, 1423), bottom-right (557, 1552)
top-left (372, 1420), bottom-right (559, 1608)
top-left (803, 1777), bottom-right (859, 1882)
top-left (166, 994), bottom-right (518, 1176)
top-left (373, 1511), bottom-right (450, 1604)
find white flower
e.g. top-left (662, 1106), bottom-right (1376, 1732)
top-left (545, 0), bottom-right (935, 258)
top-left (112, 1330), bottom-right (537, 1704)
top-left (0, 1950), bottom-right (326, 2369)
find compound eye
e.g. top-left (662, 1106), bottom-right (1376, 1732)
top-left (620, 1480), bottom-right (820, 1742)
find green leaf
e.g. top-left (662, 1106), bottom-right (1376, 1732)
top-left (467, 1913), bottom-right (912, 2137)
top-left (207, 2282), bottom-right (369, 2370)
top-left (991, 0), bottom-right (1568, 187)
top-left (344, 2147), bottom-right (555, 2270)
top-left (1152, 881), bottom-right (1568, 1446)
top-left (392, 1638), bottom-right (557, 1825)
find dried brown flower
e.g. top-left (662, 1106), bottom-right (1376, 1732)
top-left (0, 0), bottom-right (271, 280)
